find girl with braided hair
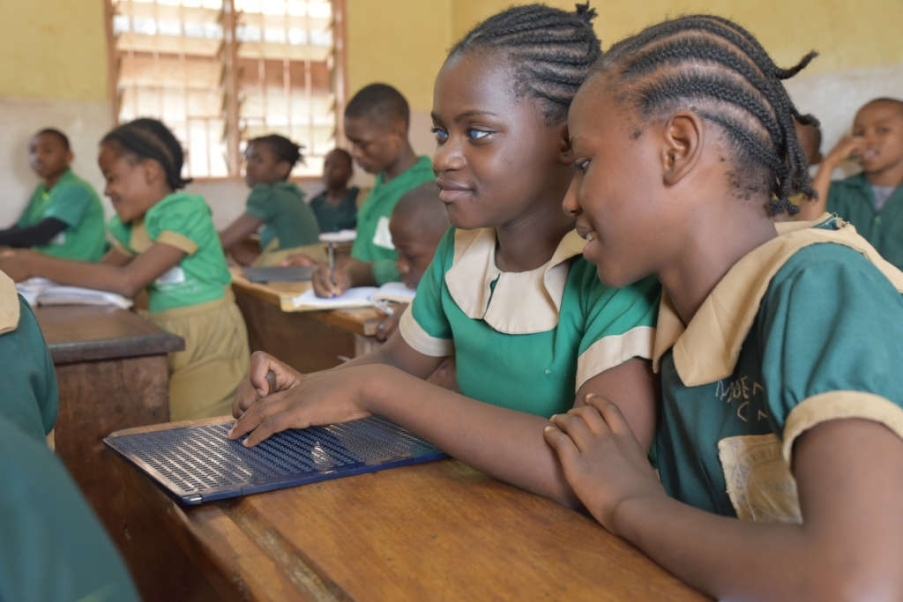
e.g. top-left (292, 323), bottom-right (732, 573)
top-left (544, 14), bottom-right (903, 600)
top-left (229, 4), bottom-right (660, 507)
top-left (0, 118), bottom-right (250, 421)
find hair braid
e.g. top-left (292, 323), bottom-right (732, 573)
top-left (449, 3), bottom-right (602, 124)
top-left (598, 15), bottom-right (817, 215)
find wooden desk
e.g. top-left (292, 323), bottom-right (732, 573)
top-left (231, 271), bottom-right (384, 372)
top-left (34, 305), bottom-right (184, 543)
top-left (111, 417), bottom-right (710, 602)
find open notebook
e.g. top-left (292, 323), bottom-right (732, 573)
top-left (289, 282), bottom-right (416, 311)
top-left (16, 278), bottom-right (133, 308)
top-left (104, 416), bottom-right (446, 505)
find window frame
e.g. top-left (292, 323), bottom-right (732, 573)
top-left (102, 0), bottom-right (348, 183)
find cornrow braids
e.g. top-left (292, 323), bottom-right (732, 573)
top-left (597, 15), bottom-right (817, 215)
top-left (450, 3), bottom-right (602, 124)
top-left (250, 134), bottom-right (304, 173)
top-left (101, 118), bottom-right (191, 190)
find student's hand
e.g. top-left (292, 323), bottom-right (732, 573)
top-left (311, 260), bottom-right (354, 298)
top-left (227, 363), bottom-right (380, 447)
top-left (232, 351), bottom-right (303, 418)
top-left (823, 134), bottom-right (864, 168)
top-left (0, 249), bottom-right (32, 281)
top-left (277, 253), bottom-right (318, 267)
top-left (375, 304), bottom-right (405, 342)
top-left (544, 393), bottom-right (665, 534)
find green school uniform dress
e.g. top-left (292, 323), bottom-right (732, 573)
top-left (109, 192), bottom-right (249, 420)
top-left (399, 228), bottom-right (660, 416)
top-left (245, 181), bottom-right (320, 251)
top-left (309, 186), bottom-right (359, 233)
top-left (352, 156), bottom-right (434, 284)
top-left (826, 173), bottom-right (903, 269)
top-left (652, 215), bottom-right (903, 522)
top-left (0, 273), bottom-right (140, 602)
top-left (0, 273), bottom-right (57, 443)
top-left (0, 416), bottom-right (140, 602)
top-left (17, 168), bottom-right (105, 261)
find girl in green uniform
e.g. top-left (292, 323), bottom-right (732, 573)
top-left (0, 118), bottom-right (249, 420)
top-left (229, 4), bottom-right (659, 508)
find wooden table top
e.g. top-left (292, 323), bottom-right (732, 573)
top-left (129, 417), bottom-right (709, 602)
top-left (34, 305), bottom-right (185, 364)
top-left (230, 269), bottom-right (384, 337)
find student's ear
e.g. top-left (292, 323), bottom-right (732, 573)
top-left (660, 110), bottom-right (703, 186)
top-left (142, 159), bottom-right (166, 186)
top-left (276, 160), bottom-right (292, 180)
top-left (65, 150), bottom-right (74, 165)
top-left (556, 123), bottom-right (573, 165)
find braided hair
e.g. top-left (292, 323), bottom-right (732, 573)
top-left (101, 118), bottom-right (191, 190)
top-left (449, 3), bottom-right (602, 125)
top-left (595, 15), bottom-right (817, 215)
top-left (249, 134), bottom-right (304, 176)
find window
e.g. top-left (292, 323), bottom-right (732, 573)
top-left (105, 0), bottom-right (347, 179)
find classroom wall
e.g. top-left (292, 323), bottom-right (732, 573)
top-left (1, 0), bottom-right (901, 228)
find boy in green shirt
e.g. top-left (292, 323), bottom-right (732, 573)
top-left (0, 128), bottom-right (105, 261)
top-left (293, 84), bottom-right (434, 295)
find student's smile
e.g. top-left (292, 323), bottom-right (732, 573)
top-left (430, 51), bottom-right (568, 231)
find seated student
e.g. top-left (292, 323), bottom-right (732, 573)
top-left (0, 128), bottom-right (105, 261)
top-left (309, 148), bottom-right (360, 233)
top-left (796, 98), bottom-right (903, 269)
top-left (288, 83), bottom-right (434, 293)
top-left (0, 118), bottom-right (249, 421)
top-left (372, 181), bottom-right (449, 342)
top-left (543, 16), bottom-right (903, 600)
top-left (219, 134), bottom-right (320, 266)
top-left (230, 4), bottom-right (660, 509)
top-left (0, 269), bottom-right (139, 602)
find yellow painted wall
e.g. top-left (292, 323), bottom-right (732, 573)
top-left (2, 0), bottom-right (901, 105)
top-left (346, 0), bottom-right (452, 111)
top-left (451, 0), bottom-right (903, 75)
top-left (0, 0), bottom-right (108, 101)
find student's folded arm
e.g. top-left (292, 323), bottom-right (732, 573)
top-left (219, 214), bottom-right (263, 251)
top-left (0, 217), bottom-right (67, 247)
top-left (11, 242), bottom-right (186, 298)
top-left (606, 418), bottom-right (903, 602)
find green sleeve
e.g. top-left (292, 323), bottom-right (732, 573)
top-left (825, 177), bottom-right (858, 215)
top-left (42, 181), bottom-right (93, 227)
top-left (244, 185), bottom-right (276, 222)
top-left (0, 297), bottom-right (58, 442)
top-left (0, 417), bottom-right (140, 602)
top-left (146, 195), bottom-right (211, 251)
top-left (408, 229), bottom-right (454, 341)
top-left (574, 265), bottom-right (660, 384)
top-left (759, 244), bottom-right (903, 439)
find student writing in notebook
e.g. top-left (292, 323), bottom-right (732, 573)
top-left (0, 119), bottom-right (249, 420)
top-left (219, 134), bottom-right (321, 266)
top-left (0, 269), bottom-right (139, 601)
top-left (283, 84), bottom-right (435, 293)
top-left (0, 128), bottom-right (106, 261)
top-left (230, 4), bottom-right (660, 507)
top-left (541, 16), bottom-right (903, 599)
